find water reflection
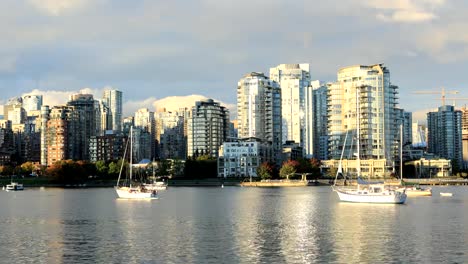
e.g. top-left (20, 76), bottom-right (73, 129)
top-left (0, 186), bottom-right (466, 263)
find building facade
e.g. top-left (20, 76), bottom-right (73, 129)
top-left (103, 89), bottom-right (123, 132)
top-left (155, 109), bottom-right (188, 160)
top-left (327, 64), bottom-right (399, 171)
top-left (217, 138), bottom-right (273, 178)
top-left (462, 107), bottom-right (468, 169)
top-left (134, 108), bottom-right (156, 159)
top-left (269, 64), bottom-right (313, 157)
top-left (67, 94), bottom-right (96, 161)
top-left (22, 95), bottom-right (43, 114)
top-left (89, 132), bottom-right (125, 162)
top-left (427, 105), bottom-right (463, 170)
top-left (44, 106), bottom-right (78, 165)
top-left (312, 81), bottom-right (328, 160)
top-left (237, 72), bottom-right (282, 164)
top-left (187, 99), bottom-right (230, 158)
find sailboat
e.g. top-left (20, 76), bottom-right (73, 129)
top-left (115, 126), bottom-right (158, 199)
top-left (142, 159), bottom-right (168, 191)
top-left (395, 124), bottom-right (432, 196)
top-left (332, 90), bottom-right (407, 204)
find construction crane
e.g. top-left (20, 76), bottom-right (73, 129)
top-left (443, 98), bottom-right (468, 107)
top-left (412, 87), bottom-right (459, 106)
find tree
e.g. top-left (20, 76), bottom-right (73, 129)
top-left (0, 165), bottom-right (14, 177)
top-left (21, 162), bottom-right (35, 175)
top-left (257, 162), bottom-right (274, 180)
top-left (279, 160), bottom-right (299, 180)
top-left (95, 160), bottom-right (108, 177)
top-left (309, 158), bottom-right (322, 179)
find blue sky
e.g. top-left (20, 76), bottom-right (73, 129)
top-left (1, 0), bottom-right (468, 121)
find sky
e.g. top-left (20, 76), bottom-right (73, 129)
top-left (1, 0), bottom-right (468, 121)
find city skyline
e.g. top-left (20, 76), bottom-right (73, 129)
top-left (1, 1), bottom-right (468, 121)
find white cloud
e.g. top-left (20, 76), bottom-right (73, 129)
top-left (376, 10), bottom-right (437, 23)
top-left (363, 0), bottom-right (444, 23)
top-left (27, 0), bottom-right (97, 16)
top-left (22, 87), bottom-right (105, 108)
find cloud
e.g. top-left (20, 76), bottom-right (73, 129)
top-left (363, 0), bottom-right (444, 23)
top-left (27, 0), bottom-right (99, 16)
top-left (376, 10), bottom-right (437, 23)
top-left (22, 87), bottom-right (105, 107)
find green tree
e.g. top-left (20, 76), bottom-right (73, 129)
top-left (108, 159), bottom-right (126, 176)
top-left (257, 162), bottom-right (274, 180)
top-left (95, 160), bottom-right (108, 177)
top-left (279, 160), bottom-right (299, 180)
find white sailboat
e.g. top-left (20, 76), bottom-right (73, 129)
top-left (115, 126), bottom-right (158, 199)
top-left (142, 159), bottom-right (168, 191)
top-left (332, 90), bottom-right (406, 204)
top-left (395, 124), bottom-right (432, 196)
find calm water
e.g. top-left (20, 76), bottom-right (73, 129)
top-left (0, 186), bottom-right (467, 264)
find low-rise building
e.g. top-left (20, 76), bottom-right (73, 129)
top-left (217, 138), bottom-right (273, 178)
top-left (406, 158), bottom-right (452, 178)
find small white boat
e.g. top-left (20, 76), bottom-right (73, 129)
top-left (396, 185), bottom-right (432, 196)
top-left (440, 192), bottom-right (453, 197)
top-left (142, 181), bottom-right (167, 191)
top-left (5, 182), bottom-right (24, 191)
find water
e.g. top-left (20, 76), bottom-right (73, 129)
top-left (0, 186), bottom-right (467, 263)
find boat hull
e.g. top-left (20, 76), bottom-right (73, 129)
top-left (115, 187), bottom-right (158, 199)
top-left (405, 189), bottom-right (432, 196)
top-left (335, 188), bottom-right (407, 204)
top-left (142, 183), bottom-right (167, 191)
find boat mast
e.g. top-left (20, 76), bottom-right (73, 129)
top-left (356, 87), bottom-right (361, 179)
top-left (130, 126), bottom-right (133, 188)
top-left (400, 124), bottom-right (403, 180)
top-left (334, 130), bottom-right (349, 186)
top-left (117, 129), bottom-right (130, 187)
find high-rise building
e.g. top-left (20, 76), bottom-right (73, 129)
top-left (412, 121), bottom-right (427, 148)
top-left (269, 64), bottom-right (313, 157)
top-left (67, 94), bottom-right (96, 161)
top-left (403, 111), bottom-right (413, 146)
top-left (462, 107), bottom-right (468, 169)
top-left (327, 64), bottom-right (399, 164)
top-left (155, 108), bottom-right (188, 160)
top-left (427, 105), bottom-right (463, 170)
top-left (187, 99), bottom-right (230, 158)
top-left (95, 99), bottom-right (111, 136)
top-left (0, 120), bottom-right (14, 165)
top-left (22, 95), bottom-right (43, 114)
top-left (237, 72), bottom-right (282, 164)
top-left (103, 89), bottom-right (123, 132)
top-left (3, 97), bottom-right (26, 125)
top-left (44, 106), bottom-right (78, 165)
top-left (3, 97), bottom-right (23, 122)
top-left (89, 132), bottom-right (125, 162)
top-left (311, 81), bottom-right (328, 160)
top-left (134, 108), bottom-right (156, 159)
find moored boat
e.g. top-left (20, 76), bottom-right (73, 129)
top-left (5, 182), bottom-right (24, 191)
top-left (115, 126), bottom-right (158, 200)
